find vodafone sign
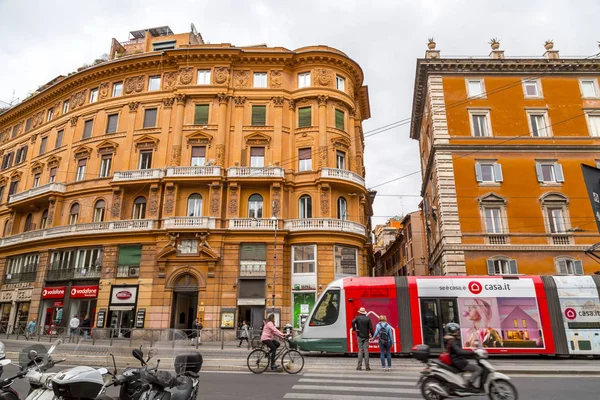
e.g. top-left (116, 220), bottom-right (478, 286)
top-left (70, 285), bottom-right (98, 299)
top-left (42, 287), bottom-right (66, 299)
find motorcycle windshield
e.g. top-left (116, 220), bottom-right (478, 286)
top-left (19, 344), bottom-right (49, 368)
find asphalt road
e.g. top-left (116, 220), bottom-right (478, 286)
top-left (3, 365), bottom-right (598, 399)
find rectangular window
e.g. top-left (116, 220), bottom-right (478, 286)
top-left (336, 75), bottom-right (345, 91)
top-left (99, 155), bottom-right (112, 178)
top-left (2, 152), bottom-right (14, 170)
top-left (298, 72), bottom-right (311, 88)
top-left (536, 162), bottom-right (564, 183)
top-left (0, 186), bottom-right (4, 203)
top-left (191, 146), bottom-right (206, 166)
top-left (33, 174), bottom-right (40, 188)
top-left (475, 162), bottom-right (503, 183)
top-left (587, 115), bottom-right (600, 137)
top-left (334, 245), bottom-right (358, 276)
top-left (467, 79), bottom-right (484, 97)
top-left (547, 208), bottom-right (566, 233)
top-left (292, 245), bottom-right (316, 274)
top-left (106, 114), bottom-right (119, 133)
top-left (112, 82), bottom-right (123, 97)
top-left (63, 100), bottom-right (69, 114)
top-left (16, 146), bottom-right (28, 164)
top-left (194, 104), bottom-right (209, 125)
top-left (558, 259), bottom-right (584, 275)
top-left (471, 114), bottom-right (490, 137)
top-left (253, 72), bottom-right (267, 88)
top-left (143, 108), bottom-right (157, 128)
top-left (335, 109), bottom-right (345, 130)
top-left (299, 148), bottom-right (312, 172)
top-left (513, 319), bottom-right (519, 329)
top-left (89, 88), bottom-right (99, 103)
top-left (55, 130), bottom-right (64, 148)
top-left (11, 126), bottom-right (18, 139)
top-left (83, 120), bottom-right (93, 139)
top-left (250, 147), bottom-right (265, 168)
top-left (529, 113), bottom-right (549, 137)
top-left (152, 40), bottom-right (176, 51)
top-left (336, 151), bottom-right (346, 170)
top-left (8, 181), bottom-right (18, 196)
top-left (49, 167), bottom-right (57, 183)
top-left (47, 108), bottom-right (54, 122)
top-left (251, 105), bottom-right (266, 126)
top-left (76, 159), bottom-right (87, 181)
top-left (39, 137), bottom-right (48, 155)
top-left (25, 118), bottom-right (32, 132)
top-left (139, 151), bottom-right (153, 170)
top-left (148, 76), bottom-right (161, 91)
top-left (487, 259), bottom-right (518, 275)
top-left (298, 106), bottom-right (311, 128)
top-left (484, 207), bottom-right (503, 234)
top-left (523, 80), bottom-right (541, 97)
top-left (197, 69), bottom-right (211, 85)
top-left (580, 79), bottom-right (598, 98)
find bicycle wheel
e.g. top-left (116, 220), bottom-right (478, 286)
top-left (281, 350), bottom-right (304, 374)
top-left (247, 349), bottom-right (269, 374)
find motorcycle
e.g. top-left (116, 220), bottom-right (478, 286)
top-left (0, 359), bottom-right (17, 399)
top-left (413, 344), bottom-right (518, 400)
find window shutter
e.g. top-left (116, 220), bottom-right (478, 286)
top-left (509, 260), bottom-right (518, 275)
top-left (298, 107), bottom-right (311, 128)
top-left (143, 109), bottom-right (157, 128)
top-left (241, 244), bottom-right (267, 261)
top-left (494, 163), bottom-right (503, 182)
top-left (83, 120), bottom-right (93, 138)
top-left (192, 146), bottom-right (206, 157)
top-left (251, 106), bottom-right (266, 126)
top-left (475, 163), bottom-right (482, 182)
top-left (557, 259), bottom-right (568, 275)
top-left (299, 148), bottom-right (311, 160)
top-left (486, 260), bottom-right (496, 275)
top-left (240, 244), bottom-right (254, 261)
top-left (118, 245), bottom-right (142, 266)
top-left (335, 109), bottom-right (345, 130)
top-left (535, 163), bottom-right (543, 182)
top-left (194, 105), bottom-right (209, 125)
top-left (250, 147), bottom-right (265, 157)
top-left (555, 163), bottom-right (565, 182)
top-left (107, 114), bottom-right (118, 133)
top-left (240, 148), bottom-right (248, 167)
top-left (573, 260), bottom-right (584, 275)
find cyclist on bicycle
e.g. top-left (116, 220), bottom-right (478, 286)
top-left (261, 314), bottom-right (286, 371)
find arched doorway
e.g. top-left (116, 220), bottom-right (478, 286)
top-left (170, 274), bottom-right (200, 331)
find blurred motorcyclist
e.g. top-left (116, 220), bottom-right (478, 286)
top-left (445, 322), bottom-right (483, 390)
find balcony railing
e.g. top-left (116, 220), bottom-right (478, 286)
top-left (227, 167), bottom-right (284, 178)
top-left (166, 166), bottom-right (221, 178)
top-left (46, 267), bottom-right (102, 281)
top-left (113, 169), bottom-right (164, 182)
top-left (163, 217), bottom-right (216, 229)
top-left (487, 235), bottom-right (507, 245)
top-left (321, 168), bottom-right (365, 186)
top-left (552, 234), bottom-right (572, 245)
top-left (8, 182), bottom-right (67, 204)
top-left (284, 218), bottom-right (366, 235)
top-left (0, 219), bottom-right (155, 248)
top-left (116, 265), bottom-right (140, 278)
top-left (3, 271), bottom-right (37, 284)
top-left (228, 218), bottom-right (278, 230)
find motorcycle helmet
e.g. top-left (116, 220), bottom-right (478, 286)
top-left (445, 322), bottom-right (461, 336)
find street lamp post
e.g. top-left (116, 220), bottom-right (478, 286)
top-left (271, 215), bottom-right (277, 316)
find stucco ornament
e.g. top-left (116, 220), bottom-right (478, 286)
top-left (314, 68), bottom-right (333, 86)
top-left (214, 67), bottom-right (230, 84)
top-left (163, 71), bottom-right (178, 90)
top-left (125, 76), bottom-right (145, 94)
top-left (98, 83), bottom-right (110, 100)
top-left (179, 67), bottom-right (194, 85)
top-left (270, 70), bottom-right (282, 88)
top-left (233, 70), bottom-right (250, 88)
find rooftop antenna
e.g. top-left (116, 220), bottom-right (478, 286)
top-left (191, 23), bottom-right (198, 36)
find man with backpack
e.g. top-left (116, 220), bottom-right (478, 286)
top-left (373, 315), bottom-right (393, 371)
top-left (352, 307), bottom-right (374, 371)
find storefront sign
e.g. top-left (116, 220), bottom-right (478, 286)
top-left (221, 309), bottom-right (235, 329)
top-left (17, 289), bottom-right (32, 301)
top-left (53, 301), bottom-right (64, 308)
top-left (41, 287), bottom-right (66, 299)
top-left (136, 309), bottom-right (146, 328)
top-left (110, 286), bottom-right (138, 305)
top-left (70, 285), bottom-right (98, 299)
top-left (293, 284), bottom-right (316, 291)
top-left (96, 309), bottom-right (106, 329)
top-left (0, 291), bottom-right (15, 301)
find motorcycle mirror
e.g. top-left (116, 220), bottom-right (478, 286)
top-left (0, 359), bottom-right (10, 366)
top-left (97, 368), bottom-right (108, 375)
top-left (48, 339), bottom-right (62, 354)
top-left (28, 350), bottom-right (38, 361)
top-left (132, 349), bottom-right (145, 364)
top-left (147, 348), bottom-right (158, 360)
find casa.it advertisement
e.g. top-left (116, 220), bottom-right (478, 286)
top-left (417, 278), bottom-right (545, 350)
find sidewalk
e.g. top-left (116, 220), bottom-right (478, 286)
top-left (3, 338), bottom-right (599, 375)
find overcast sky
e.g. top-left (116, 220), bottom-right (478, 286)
top-left (1, 0), bottom-right (599, 227)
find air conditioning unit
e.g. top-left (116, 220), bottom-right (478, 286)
top-left (128, 267), bottom-right (140, 277)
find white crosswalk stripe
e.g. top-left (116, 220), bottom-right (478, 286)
top-left (283, 370), bottom-right (422, 399)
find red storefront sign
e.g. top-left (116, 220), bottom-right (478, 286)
top-left (115, 290), bottom-right (132, 300)
top-left (70, 285), bottom-right (99, 299)
top-left (53, 301), bottom-right (64, 308)
top-left (41, 287), bottom-right (66, 299)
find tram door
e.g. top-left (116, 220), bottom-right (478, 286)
top-left (420, 298), bottom-right (458, 349)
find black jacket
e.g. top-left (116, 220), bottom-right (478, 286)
top-left (447, 337), bottom-right (474, 370)
top-left (352, 314), bottom-right (374, 339)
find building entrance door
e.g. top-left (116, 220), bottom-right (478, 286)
top-left (170, 274), bottom-right (200, 334)
top-left (420, 298), bottom-right (458, 349)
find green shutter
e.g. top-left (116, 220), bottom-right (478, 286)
top-left (118, 245), bottom-right (142, 266)
top-left (240, 244), bottom-right (267, 261)
top-left (298, 107), bottom-right (311, 128)
top-left (335, 109), bottom-right (345, 130)
top-left (194, 105), bottom-right (209, 125)
top-left (251, 106), bottom-right (266, 126)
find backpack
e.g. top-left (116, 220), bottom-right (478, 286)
top-left (378, 323), bottom-right (389, 345)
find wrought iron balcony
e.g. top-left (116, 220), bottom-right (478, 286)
top-left (165, 166), bottom-right (221, 178)
top-left (46, 266), bottom-right (102, 281)
top-left (163, 217), bottom-right (217, 230)
top-left (227, 167), bottom-right (284, 178)
top-left (112, 169), bottom-right (164, 182)
top-left (321, 168), bottom-right (365, 186)
top-left (3, 271), bottom-right (37, 284)
top-left (284, 218), bottom-right (366, 235)
top-left (8, 182), bottom-right (67, 204)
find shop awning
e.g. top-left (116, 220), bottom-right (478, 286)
top-left (118, 245), bottom-right (142, 266)
top-left (237, 298), bottom-right (266, 306)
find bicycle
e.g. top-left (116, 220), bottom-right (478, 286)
top-left (247, 336), bottom-right (305, 374)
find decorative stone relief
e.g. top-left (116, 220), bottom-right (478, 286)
top-left (69, 116), bottom-right (79, 127)
top-left (179, 67), bottom-right (194, 85)
top-left (148, 186), bottom-right (160, 217)
top-left (215, 144), bottom-right (225, 166)
top-left (162, 97), bottom-right (175, 108)
top-left (216, 93), bottom-right (229, 104)
top-left (98, 83), bottom-right (110, 100)
top-left (111, 190), bottom-right (122, 218)
top-left (321, 187), bottom-right (330, 216)
top-left (69, 90), bottom-right (86, 110)
top-left (233, 70), bottom-right (250, 88)
top-left (210, 185), bottom-right (220, 216)
top-left (175, 93), bottom-right (188, 105)
top-left (214, 67), bottom-right (230, 85)
top-left (270, 70), bottom-right (282, 88)
top-left (128, 102), bottom-right (140, 112)
top-left (53, 102), bottom-right (61, 117)
top-left (271, 96), bottom-right (284, 107)
top-left (30, 133), bottom-right (38, 144)
top-left (272, 187), bottom-right (281, 218)
top-left (314, 68), bottom-right (333, 87)
top-left (32, 112), bottom-right (43, 128)
top-left (233, 96), bottom-right (247, 107)
top-left (295, 136), bottom-right (313, 148)
top-left (163, 71), bottom-right (178, 90)
top-left (228, 186), bottom-right (238, 216)
top-left (171, 145), bottom-right (181, 166)
top-left (319, 145), bottom-right (328, 168)
top-left (46, 198), bottom-right (56, 228)
top-left (348, 83), bottom-right (354, 99)
top-left (288, 99), bottom-right (295, 110)
top-left (164, 185), bottom-right (175, 215)
top-left (317, 95), bottom-right (328, 106)
top-left (125, 76), bottom-right (145, 94)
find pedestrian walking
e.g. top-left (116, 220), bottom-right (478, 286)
top-left (69, 315), bottom-right (80, 343)
top-left (25, 319), bottom-right (36, 340)
top-left (192, 318), bottom-right (203, 345)
top-left (352, 307), bottom-right (374, 371)
top-left (238, 320), bottom-right (249, 347)
top-left (81, 314), bottom-right (91, 341)
top-left (373, 315), bottom-right (393, 371)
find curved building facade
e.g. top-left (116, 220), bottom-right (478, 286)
top-left (0, 26), bottom-right (373, 333)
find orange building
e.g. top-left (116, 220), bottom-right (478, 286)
top-left (0, 25), bottom-right (373, 334)
top-left (410, 41), bottom-right (600, 276)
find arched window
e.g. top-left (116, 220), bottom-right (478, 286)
top-left (337, 197), bottom-right (347, 220)
top-left (486, 256), bottom-right (518, 276)
top-left (248, 194), bottom-right (263, 219)
top-left (2, 220), bottom-right (9, 237)
top-left (555, 256), bottom-right (584, 276)
top-left (187, 194), bottom-right (203, 217)
top-left (24, 213), bottom-right (33, 232)
top-left (299, 195), bottom-right (312, 219)
top-left (40, 209), bottom-right (48, 229)
top-left (93, 200), bottom-right (106, 222)
top-left (69, 203), bottom-right (80, 225)
top-left (132, 196), bottom-right (146, 219)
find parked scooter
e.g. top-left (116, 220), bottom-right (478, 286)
top-left (0, 358), bottom-right (18, 399)
top-left (414, 344), bottom-right (518, 400)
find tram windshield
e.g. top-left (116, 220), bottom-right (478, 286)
top-left (309, 289), bottom-right (340, 326)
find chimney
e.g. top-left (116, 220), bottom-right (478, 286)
top-left (488, 39), bottom-right (504, 59)
top-left (426, 38), bottom-right (440, 59)
top-left (543, 40), bottom-right (559, 59)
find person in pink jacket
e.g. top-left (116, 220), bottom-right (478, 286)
top-left (261, 314), bottom-right (286, 371)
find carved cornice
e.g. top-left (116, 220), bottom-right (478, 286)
top-left (216, 93), bottom-right (229, 104)
top-left (162, 97), bottom-right (176, 108)
top-left (69, 116), bottom-right (79, 127)
top-left (271, 96), bottom-right (285, 107)
top-left (317, 95), bottom-right (328, 106)
top-left (233, 96), bottom-right (247, 107)
top-left (128, 102), bottom-right (140, 112)
top-left (175, 94), bottom-right (188, 105)
top-left (289, 99), bottom-right (295, 110)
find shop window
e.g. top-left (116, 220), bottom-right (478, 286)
top-left (334, 245), bottom-right (358, 277)
top-left (299, 195), bottom-right (312, 218)
top-left (292, 245), bottom-right (316, 274)
top-left (309, 289), bottom-right (340, 326)
top-left (248, 194), bottom-right (264, 219)
top-left (187, 194), bottom-right (203, 217)
top-left (132, 196), bottom-right (146, 219)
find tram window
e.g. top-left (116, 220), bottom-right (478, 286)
top-left (578, 341), bottom-right (592, 351)
top-left (309, 290), bottom-right (340, 326)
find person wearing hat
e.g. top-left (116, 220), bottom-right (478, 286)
top-left (352, 307), bottom-right (374, 371)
